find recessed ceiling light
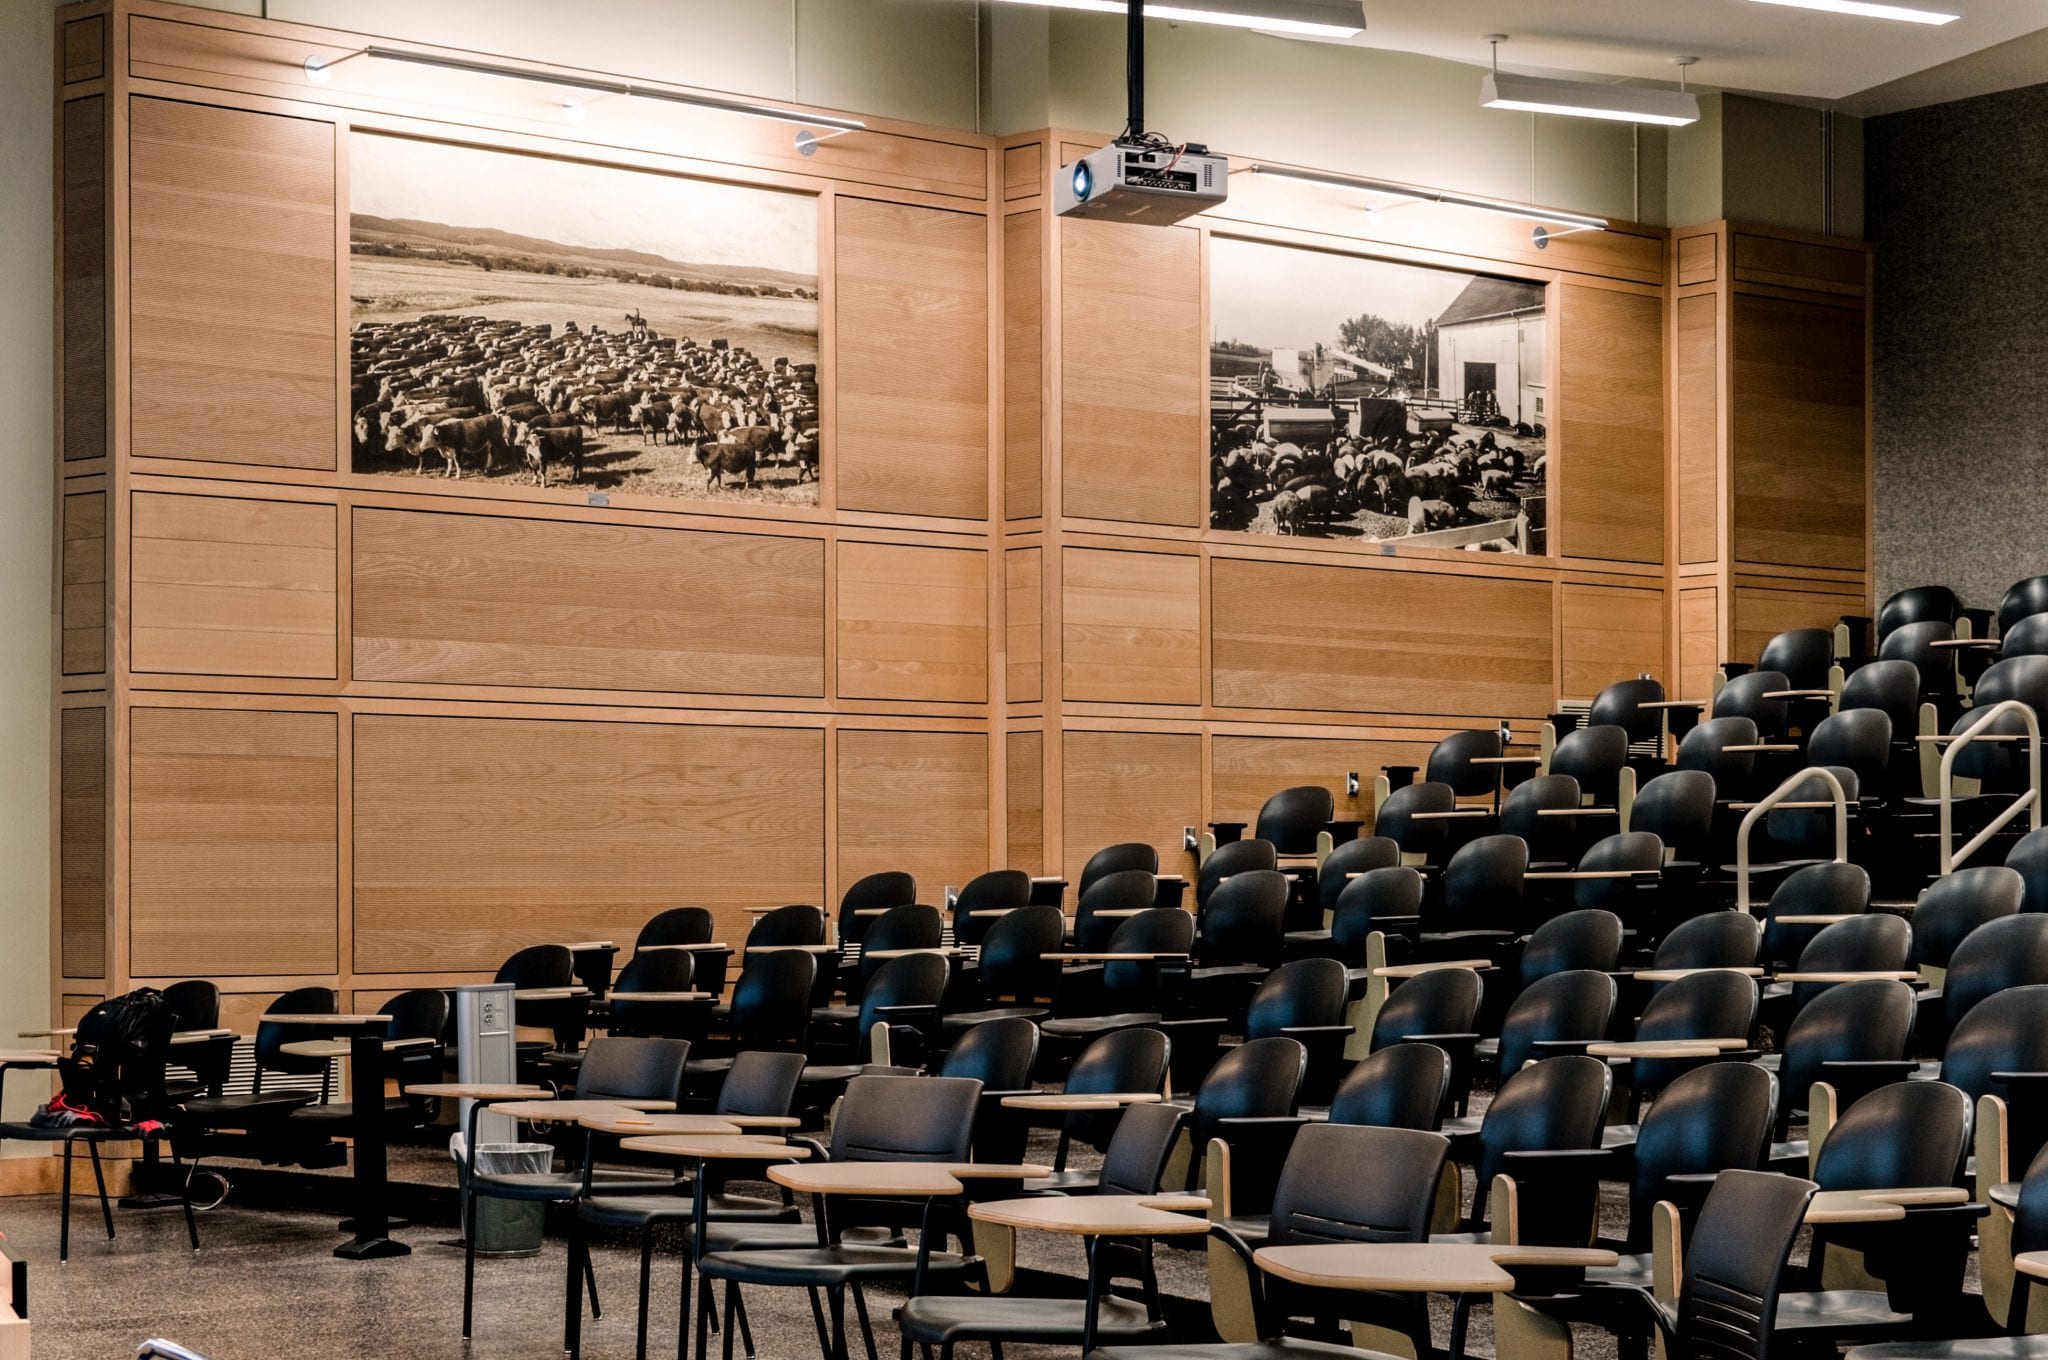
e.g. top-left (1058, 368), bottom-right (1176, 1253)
top-left (1747, 0), bottom-right (1960, 24)
top-left (986, 0), bottom-right (1365, 40)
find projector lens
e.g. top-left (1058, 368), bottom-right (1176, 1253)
top-left (1072, 162), bottom-right (1092, 201)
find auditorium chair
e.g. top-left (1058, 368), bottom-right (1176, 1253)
top-left (1327, 866), bottom-right (1427, 995)
top-left (1758, 913), bottom-right (1910, 1040)
top-left (289, 985), bottom-right (450, 1138)
top-left (1365, 966), bottom-right (1484, 1111)
top-left (2010, 827), bottom-right (2048, 913)
top-left (159, 980), bottom-right (229, 1104)
top-left (1425, 726), bottom-right (1508, 803)
top-left (1196, 838), bottom-right (1279, 911)
top-left (1174, 1034), bottom-right (1308, 1208)
top-left (683, 949), bottom-right (813, 1087)
top-left (1417, 833), bottom-right (1525, 960)
top-left (1757, 860), bottom-right (1873, 971)
top-left (1910, 865), bottom-right (2026, 1015)
top-left (1487, 969), bottom-right (1617, 1085)
top-left (1761, 628), bottom-right (1839, 694)
top-left (1041, 907), bottom-right (1195, 1053)
top-left (1080, 841), bottom-right (1159, 895)
top-left (495, 944), bottom-right (580, 1072)
top-left (1646, 908), bottom-right (1763, 973)
top-left (1677, 715), bottom-right (1763, 803)
top-left (1548, 723), bottom-right (1632, 819)
top-left (1764, 977), bottom-right (1915, 1155)
top-left (1588, 675), bottom-right (1672, 772)
top-left (1627, 769), bottom-right (1716, 899)
top-left (1882, 619), bottom-right (1964, 720)
top-left (1514, 909), bottom-right (1624, 990)
top-left (1879, 584), bottom-right (1964, 645)
top-left (1370, 780), bottom-right (1461, 867)
top-left (799, 951), bottom-right (947, 1086)
top-left (1283, 834), bottom-right (1397, 957)
top-left (949, 867), bottom-right (1032, 948)
top-left (1442, 1052), bottom-right (1611, 1234)
top-left (1071, 867), bottom-right (1161, 952)
top-left (940, 902), bottom-right (1064, 1036)
top-left (835, 869), bottom-right (917, 948)
top-left (1190, 869), bottom-right (1289, 1012)
top-left (821, 902), bottom-right (940, 1018)
top-left (1928, 912), bottom-right (2048, 1056)
top-left (2005, 612), bottom-right (2048, 659)
top-left (1557, 832), bottom-right (1663, 932)
top-left (1501, 773), bottom-right (1586, 869)
top-left (2002, 576), bottom-right (2048, 637)
top-left (1604, 969), bottom-right (1760, 1127)
top-left (1226, 958), bottom-right (1351, 1104)
top-left (603, 948), bottom-right (708, 1044)
top-left (638, 906), bottom-right (714, 950)
top-left (1975, 1133), bottom-right (2048, 1340)
top-left (1207, 787), bottom-right (1335, 878)
top-left (172, 986), bottom-right (342, 1173)
top-left (934, 1014), bottom-right (1040, 1162)
top-left (1034, 1026), bottom-right (1172, 1187)
top-left (1325, 1041), bottom-right (1452, 1132)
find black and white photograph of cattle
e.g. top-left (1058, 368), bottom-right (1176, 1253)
top-left (348, 133), bottom-right (820, 502)
top-left (1209, 236), bottom-right (1548, 553)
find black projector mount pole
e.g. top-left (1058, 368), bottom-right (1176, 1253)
top-left (1124, 0), bottom-right (1144, 143)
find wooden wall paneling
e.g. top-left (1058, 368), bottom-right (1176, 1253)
top-left (62, 15), bottom-right (105, 84)
top-left (1062, 547), bottom-right (1201, 705)
top-left (1005, 729), bottom-right (1045, 871)
top-left (1005, 547), bottom-right (1042, 702)
top-left (353, 508), bottom-right (825, 697)
top-left (62, 95), bottom-right (106, 463)
top-left (1557, 284), bottom-right (1664, 564)
top-left (837, 728), bottom-right (989, 903)
top-left (1560, 583), bottom-right (1665, 698)
top-left (354, 715), bottom-right (824, 970)
top-left (59, 708), bottom-right (107, 979)
top-left (1210, 734), bottom-right (1417, 832)
top-left (835, 198), bottom-right (989, 518)
top-left (1676, 233), bottom-right (1717, 287)
top-left (1730, 294), bottom-right (1867, 571)
top-left (1210, 558), bottom-right (1556, 719)
top-left (1002, 144), bottom-right (1041, 201)
top-left (836, 541), bottom-right (988, 703)
top-left (1003, 211), bottom-right (1044, 520)
top-left (128, 707), bottom-right (339, 978)
top-left (1730, 582), bottom-right (1867, 666)
top-left (1061, 729), bottom-right (1201, 887)
top-left (1060, 220), bottom-right (1201, 526)
top-left (1674, 293), bottom-right (1720, 566)
top-left (131, 492), bottom-right (337, 678)
top-left (128, 97), bottom-right (337, 469)
top-left (1677, 586), bottom-right (1722, 701)
top-left (61, 491), bottom-right (107, 674)
top-left (1731, 232), bottom-right (1867, 296)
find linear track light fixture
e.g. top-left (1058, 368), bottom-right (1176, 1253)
top-left (1248, 163), bottom-right (1608, 248)
top-left (1477, 34), bottom-right (1699, 127)
top-left (302, 46), bottom-right (867, 153)
top-left (1747, 0), bottom-right (1959, 23)
top-left (986, 0), bottom-right (1365, 39)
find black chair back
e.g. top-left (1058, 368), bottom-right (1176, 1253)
top-left (975, 904), bottom-right (1065, 1004)
top-left (1632, 970), bottom-right (1758, 1092)
top-left (938, 1015), bottom-right (1038, 1089)
top-left (1629, 770), bottom-right (1716, 865)
top-left (2000, 576), bottom-right (2048, 637)
top-left (1944, 913), bottom-right (2048, 1031)
top-left (1497, 969), bottom-right (1616, 1080)
top-left (1332, 867), bottom-right (1424, 963)
top-left (1438, 834), bottom-right (1526, 934)
top-left (1759, 629), bottom-right (1835, 692)
top-left (1572, 835), bottom-right (1662, 917)
top-left (848, 953), bottom-right (949, 1058)
top-left (1373, 782), bottom-right (1457, 862)
top-left (952, 869), bottom-right (1033, 948)
top-left (1653, 911), bottom-right (1761, 971)
top-left (1501, 774), bottom-right (1583, 866)
top-left (748, 904), bottom-right (827, 947)
top-left (1245, 958), bottom-right (1348, 1039)
top-left (1079, 842), bottom-right (1159, 897)
top-left (1097, 1101), bottom-right (1187, 1196)
top-left (1676, 717), bottom-right (1761, 799)
top-left (1102, 909), bottom-right (1196, 1008)
top-left (384, 987), bottom-right (452, 1044)
top-left (1186, 1035), bottom-right (1306, 1184)
top-left (1327, 1042), bottom-right (1451, 1131)
top-left (1550, 725), bottom-right (1629, 806)
top-left (1471, 1054), bottom-right (1611, 1226)
top-left (1629, 1061), bottom-right (1776, 1251)
top-left (1519, 910), bottom-right (1624, 988)
top-left (1713, 671), bottom-right (1792, 734)
top-left (574, 1036), bottom-right (689, 1106)
top-left (1073, 869), bottom-right (1158, 951)
top-left (832, 1074), bottom-right (980, 1162)
top-left (162, 979), bottom-right (221, 1032)
top-left (255, 986), bottom-right (340, 1078)
top-left (1808, 709), bottom-right (1891, 792)
top-left (728, 949), bottom-right (816, 1052)
top-left (1913, 866), bottom-right (2025, 972)
top-left (1941, 984), bottom-right (2048, 1106)
top-left (1761, 860), bottom-right (1870, 970)
top-left (1255, 785), bottom-right (1336, 856)
top-left (1199, 869), bottom-right (1288, 968)
top-left (1061, 1027), bottom-right (1171, 1155)
top-left (1838, 658), bottom-right (1924, 744)
top-left (839, 871), bottom-right (918, 946)
top-left (2006, 614), bottom-right (2048, 660)
top-left (1427, 730), bottom-right (1505, 799)
top-left (612, 952), bottom-right (698, 1038)
top-left (1775, 978), bottom-right (1913, 1130)
top-left (1589, 677), bottom-right (1668, 748)
top-left (1784, 914), bottom-right (1910, 1016)
top-left (1317, 836), bottom-right (1400, 914)
top-left (1878, 584), bottom-right (1961, 641)
top-left (1269, 1123), bottom-right (1449, 1246)
top-left (2011, 827), bottom-right (2048, 914)
top-left (1370, 967), bottom-right (1482, 1052)
top-left (1676, 1170), bottom-right (1816, 1360)
top-left (848, 904), bottom-right (943, 1002)
top-left (1197, 838), bottom-right (1278, 909)
top-left (715, 1050), bottom-right (806, 1118)
top-left (1880, 619), bottom-right (1959, 701)
top-left (1813, 1079), bottom-right (1970, 1191)
top-left (637, 907), bottom-right (713, 950)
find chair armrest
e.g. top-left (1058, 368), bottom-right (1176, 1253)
top-left (1398, 1031), bottom-right (1482, 1055)
top-left (1656, 1171), bottom-right (1721, 1217)
top-left (1526, 1039), bottom-right (1597, 1057)
top-left (1278, 1024), bottom-right (1357, 1043)
top-left (1499, 1148), bottom-right (1613, 1169)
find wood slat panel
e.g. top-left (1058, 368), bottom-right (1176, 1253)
top-left (1675, 293), bottom-right (1720, 566)
top-left (1003, 210), bottom-right (1043, 520)
top-left (353, 508), bottom-right (824, 697)
top-left (62, 16), bottom-right (105, 83)
top-left (1732, 583), bottom-right (1865, 666)
top-left (1062, 548), bottom-right (1200, 705)
top-left (1677, 233), bottom-right (1717, 287)
top-left (835, 198), bottom-right (989, 518)
top-left (1006, 547), bottom-right (1042, 703)
top-left (1732, 233), bottom-right (1866, 296)
top-left (1678, 586), bottom-right (1721, 702)
top-left (1211, 735), bottom-right (1412, 834)
top-left (62, 96), bottom-right (105, 463)
top-left (130, 708), bottom-right (339, 977)
top-left (1061, 220), bottom-right (1201, 526)
top-left (60, 709), bottom-right (106, 979)
top-left (1211, 559), bottom-right (1555, 718)
top-left (61, 492), bottom-right (106, 675)
top-left (1731, 294), bottom-right (1866, 572)
top-left (1558, 285), bottom-right (1663, 564)
top-left (836, 542), bottom-right (988, 703)
top-left (354, 715), bottom-right (823, 970)
top-left (1062, 730), bottom-right (1200, 888)
top-left (132, 493), bottom-right (337, 678)
top-left (1561, 583), bottom-right (1664, 699)
top-left (129, 98), bottom-right (337, 469)
top-left (1006, 730), bottom-right (1044, 872)
top-left (838, 729), bottom-right (989, 904)
top-left (1003, 144), bottom-right (1041, 201)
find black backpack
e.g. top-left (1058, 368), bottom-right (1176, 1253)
top-left (58, 988), bottom-right (175, 1124)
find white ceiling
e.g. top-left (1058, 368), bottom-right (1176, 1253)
top-left (1311, 0), bottom-right (2048, 113)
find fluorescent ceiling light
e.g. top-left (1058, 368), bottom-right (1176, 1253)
top-left (1250, 163), bottom-right (1609, 232)
top-left (1480, 72), bottom-right (1700, 127)
top-left (988, 0), bottom-right (1365, 39)
top-left (1747, 0), bottom-right (1959, 24)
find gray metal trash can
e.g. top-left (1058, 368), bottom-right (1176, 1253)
top-left (470, 1142), bottom-right (551, 1257)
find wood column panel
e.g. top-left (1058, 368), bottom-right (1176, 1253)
top-left (1557, 285), bottom-right (1664, 564)
top-left (1731, 583), bottom-right (1866, 666)
top-left (129, 708), bottom-right (339, 978)
top-left (354, 715), bottom-right (824, 970)
top-left (1006, 547), bottom-right (1043, 703)
top-left (837, 729), bottom-right (989, 904)
top-left (59, 709), bottom-right (107, 980)
top-left (1003, 210), bottom-right (1043, 520)
top-left (1211, 558), bottom-right (1555, 719)
top-left (836, 541), bottom-right (988, 703)
top-left (1675, 293), bottom-right (1720, 566)
top-left (61, 95), bottom-right (106, 463)
top-left (1005, 730), bottom-right (1045, 872)
top-left (353, 508), bottom-right (825, 697)
top-left (1061, 730), bottom-right (1201, 887)
top-left (1060, 219), bottom-right (1201, 526)
top-left (129, 98), bottom-right (337, 469)
top-left (1560, 583), bottom-right (1664, 699)
top-left (1061, 547), bottom-right (1200, 705)
top-left (1730, 293), bottom-right (1867, 572)
top-left (132, 492), bottom-right (338, 679)
top-left (1678, 587), bottom-right (1721, 703)
top-left (835, 198), bottom-right (989, 518)
top-left (61, 491), bottom-right (107, 675)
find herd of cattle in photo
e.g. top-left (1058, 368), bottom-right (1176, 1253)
top-left (349, 314), bottom-right (821, 490)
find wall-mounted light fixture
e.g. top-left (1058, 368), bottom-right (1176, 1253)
top-left (987, 0), bottom-right (1365, 39)
top-left (301, 45), bottom-right (867, 154)
top-left (1477, 35), bottom-right (1700, 128)
top-left (1748, 0), bottom-right (1959, 23)
top-left (1248, 163), bottom-right (1609, 246)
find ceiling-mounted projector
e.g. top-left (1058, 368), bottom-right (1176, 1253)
top-left (1055, 141), bottom-right (1228, 224)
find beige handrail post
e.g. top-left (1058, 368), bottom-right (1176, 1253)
top-left (1938, 700), bottom-right (2043, 875)
top-left (1735, 766), bottom-right (1848, 914)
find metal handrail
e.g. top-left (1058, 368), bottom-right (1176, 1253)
top-left (138, 1343), bottom-right (214, 1360)
top-left (1938, 699), bottom-right (2043, 874)
top-left (1735, 766), bottom-right (1849, 914)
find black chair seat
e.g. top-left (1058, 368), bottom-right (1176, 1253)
top-left (941, 1007), bottom-right (1050, 1035)
top-left (1043, 1013), bottom-right (1164, 1039)
top-left (174, 1091), bottom-right (317, 1125)
top-left (1773, 1289), bottom-right (1911, 1335)
top-left (696, 1244), bottom-right (975, 1287)
top-left (899, 1294), bottom-right (1159, 1345)
top-left (811, 1004), bottom-right (859, 1026)
top-left (1600, 1123), bottom-right (1641, 1150)
top-left (1090, 1340), bottom-right (1380, 1360)
top-left (474, 1169), bottom-right (673, 1201)
top-left (701, 1220), bottom-right (890, 1253)
top-left (1581, 1251), bottom-right (1653, 1288)
top-left (287, 1096), bottom-right (411, 1125)
top-left (0, 1120), bottom-right (150, 1143)
top-left (1284, 930), bottom-right (1332, 949)
top-left (797, 1063), bottom-right (865, 1085)
top-left (684, 1057), bottom-right (735, 1078)
top-left (579, 1192), bottom-right (693, 1229)
top-left (1023, 1168), bottom-right (1103, 1193)
top-left (1190, 964), bottom-right (1269, 984)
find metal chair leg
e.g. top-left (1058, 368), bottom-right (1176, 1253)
top-left (176, 1152), bottom-right (199, 1252)
top-left (826, 1286), bottom-right (848, 1360)
top-left (637, 1230), bottom-right (654, 1360)
top-left (87, 1139), bottom-right (114, 1239)
top-left (59, 1139), bottom-right (73, 1263)
top-left (733, 1285), bottom-right (754, 1358)
top-left (721, 1282), bottom-right (739, 1360)
top-left (566, 1216), bottom-right (585, 1360)
top-left (461, 1187), bottom-right (477, 1338)
top-left (849, 1283), bottom-right (877, 1360)
top-left (587, 1236), bottom-right (603, 1320)
top-left (811, 1288), bottom-right (834, 1360)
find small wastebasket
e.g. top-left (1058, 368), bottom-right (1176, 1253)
top-left (466, 1140), bottom-right (551, 1257)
